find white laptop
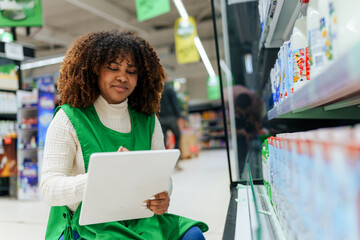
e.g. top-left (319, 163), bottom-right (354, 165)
top-left (79, 149), bottom-right (180, 225)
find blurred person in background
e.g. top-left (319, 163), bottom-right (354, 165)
top-left (159, 79), bottom-right (183, 170)
top-left (235, 93), bottom-right (256, 178)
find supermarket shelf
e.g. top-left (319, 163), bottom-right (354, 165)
top-left (18, 106), bottom-right (37, 111)
top-left (0, 89), bottom-right (16, 93)
top-left (18, 148), bottom-right (37, 151)
top-left (261, 0), bottom-right (300, 49)
top-left (0, 113), bottom-right (16, 120)
top-left (201, 118), bottom-right (223, 122)
top-left (268, 41), bottom-right (360, 120)
top-left (18, 127), bottom-right (38, 131)
top-left (201, 135), bottom-right (225, 140)
top-left (205, 126), bottom-right (224, 131)
top-left (0, 41), bottom-right (35, 61)
top-left (201, 146), bottom-right (226, 150)
top-left (188, 101), bottom-right (222, 113)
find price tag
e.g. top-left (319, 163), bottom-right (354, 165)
top-left (5, 42), bottom-right (24, 61)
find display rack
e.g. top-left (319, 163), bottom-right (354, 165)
top-left (215, 0), bottom-right (360, 238)
top-left (224, 150), bottom-right (287, 240)
top-left (0, 42), bottom-right (35, 197)
top-left (188, 101), bottom-right (226, 150)
top-left (239, 156), bottom-right (287, 240)
top-left (200, 117), bottom-right (226, 149)
top-left (16, 90), bottom-right (39, 200)
top-left (268, 41), bottom-right (360, 120)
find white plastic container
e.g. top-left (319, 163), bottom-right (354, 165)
top-left (292, 17), bottom-right (309, 92)
top-left (318, 0), bottom-right (333, 63)
top-left (307, 0), bottom-right (326, 79)
top-left (284, 41), bottom-right (293, 96)
top-left (332, 0), bottom-right (360, 60)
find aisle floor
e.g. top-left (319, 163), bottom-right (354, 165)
top-left (0, 149), bottom-right (230, 240)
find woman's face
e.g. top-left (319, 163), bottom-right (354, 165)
top-left (98, 54), bottom-right (138, 104)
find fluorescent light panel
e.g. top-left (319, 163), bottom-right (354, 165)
top-left (21, 56), bottom-right (64, 70)
top-left (244, 54), bottom-right (253, 73)
top-left (173, 0), bottom-right (216, 79)
top-left (194, 36), bottom-right (216, 78)
top-left (173, 0), bottom-right (189, 20)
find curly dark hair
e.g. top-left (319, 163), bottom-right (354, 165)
top-left (58, 30), bottom-right (165, 115)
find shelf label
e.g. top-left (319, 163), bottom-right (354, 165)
top-left (5, 43), bottom-right (24, 61)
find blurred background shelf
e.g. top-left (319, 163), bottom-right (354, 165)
top-left (0, 113), bottom-right (16, 121)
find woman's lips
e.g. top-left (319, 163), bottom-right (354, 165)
top-left (112, 85), bottom-right (128, 92)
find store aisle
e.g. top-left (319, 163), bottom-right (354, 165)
top-left (0, 149), bottom-right (230, 239)
top-left (169, 149), bottom-right (230, 240)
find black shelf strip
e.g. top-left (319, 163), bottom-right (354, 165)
top-left (0, 113), bottom-right (17, 120)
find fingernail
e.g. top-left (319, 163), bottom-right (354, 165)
top-left (142, 202), bottom-right (147, 206)
top-left (149, 196), bottom-right (155, 200)
top-left (141, 206), bottom-right (148, 209)
top-left (118, 146), bottom-right (123, 151)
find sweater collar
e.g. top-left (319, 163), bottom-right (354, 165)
top-left (94, 95), bottom-right (128, 117)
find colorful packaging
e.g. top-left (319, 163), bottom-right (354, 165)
top-left (286, 40), bottom-right (294, 95)
top-left (292, 17), bottom-right (310, 92)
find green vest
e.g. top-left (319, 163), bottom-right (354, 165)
top-left (44, 104), bottom-right (208, 240)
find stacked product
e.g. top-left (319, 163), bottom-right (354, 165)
top-left (269, 0), bottom-right (360, 107)
top-left (264, 126), bottom-right (360, 240)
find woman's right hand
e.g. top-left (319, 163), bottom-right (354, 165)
top-left (117, 146), bottom-right (129, 152)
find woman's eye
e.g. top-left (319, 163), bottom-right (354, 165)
top-left (127, 70), bottom-right (137, 75)
top-left (107, 66), bottom-right (118, 71)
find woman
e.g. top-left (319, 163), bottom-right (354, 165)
top-left (40, 31), bottom-right (208, 240)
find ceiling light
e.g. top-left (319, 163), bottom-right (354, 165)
top-left (194, 36), bottom-right (216, 78)
top-left (244, 53), bottom-right (253, 73)
top-left (173, 0), bottom-right (188, 20)
top-left (21, 56), bottom-right (64, 70)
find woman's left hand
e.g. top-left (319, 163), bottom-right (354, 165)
top-left (145, 191), bottom-right (170, 215)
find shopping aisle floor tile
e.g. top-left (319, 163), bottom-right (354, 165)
top-left (0, 149), bottom-right (230, 239)
top-left (169, 149), bottom-right (230, 240)
top-left (0, 198), bottom-right (50, 239)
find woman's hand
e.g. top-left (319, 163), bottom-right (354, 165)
top-left (117, 146), bottom-right (129, 152)
top-left (118, 147), bottom-right (169, 214)
top-left (145, 191), bottom-right (170, 215)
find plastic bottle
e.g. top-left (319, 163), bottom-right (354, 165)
top-left (318, 0), bottom-right (333, 63)
top-left (331, 0), bottom-right (360, 60)
top-left (292, 17), bottom-right (310, 92)
top-left (307, 0), bottom-right (326, 80)
top-left (285, 41), bottom-right (293, 96)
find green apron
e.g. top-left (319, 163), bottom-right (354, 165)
top-left (44, 104), bottom-right (208, 240)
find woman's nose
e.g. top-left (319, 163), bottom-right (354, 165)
top-left (116, 75), bottom-right (127, 82)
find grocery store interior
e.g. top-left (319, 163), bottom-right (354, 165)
top-left (1, 0), bottom-right (360, 239)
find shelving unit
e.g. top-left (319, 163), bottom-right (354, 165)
top-left (0, 42), bottom-right (34, 197)
top-left (16, 91), bottom-right (39, 200)
top-left (214, 0), bottom-right (360, 238)
top-left (268, 41), bottom-right (360, 120)
top-left (259, 0), bottom-right (301, 49)
top-left (200, 114), bottom-right (226, 150)
top-left (188, 101), bottom-right (226, 150)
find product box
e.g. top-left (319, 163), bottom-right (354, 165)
top-left (18, 158), bottom-right (38, 200)
top-left (37, 90), bottom-right (55, 147)
top-left (180, 132), bottom-right (199, 159)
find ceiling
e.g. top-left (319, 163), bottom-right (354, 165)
top-left (3, 0), bottom-right (222, 104)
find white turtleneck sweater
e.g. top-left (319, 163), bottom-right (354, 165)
top-left (40, 95), bottom-right (167, 212)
